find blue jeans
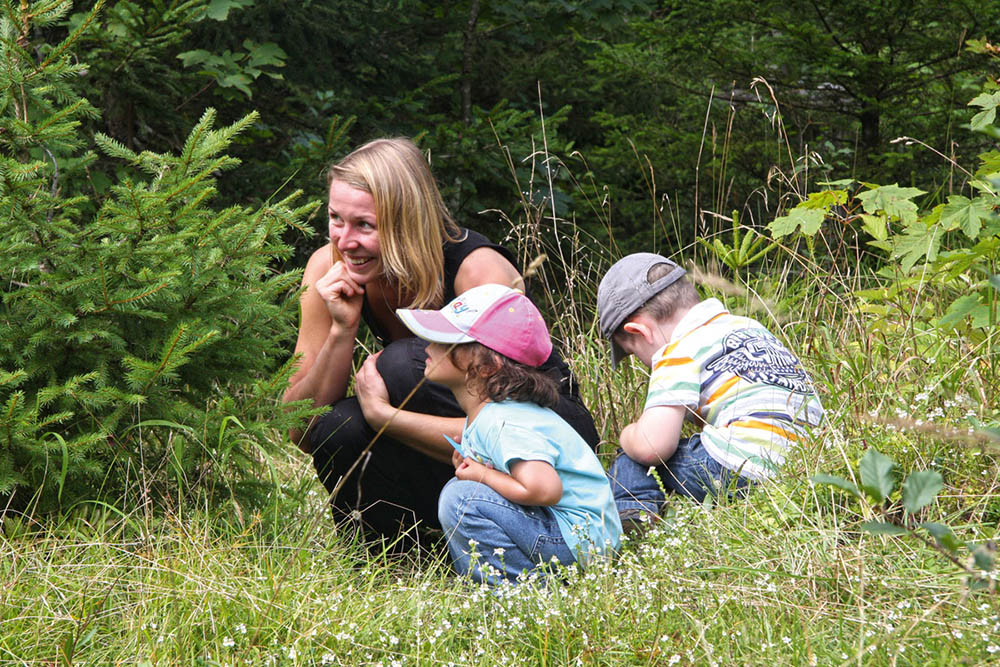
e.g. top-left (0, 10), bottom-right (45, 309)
top-left (438, 478), bottom-right (576, 584)
top-left (606, 434), bottom-right (749, 514)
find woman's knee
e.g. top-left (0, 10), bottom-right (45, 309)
top-left (310, 398), bottom-right (372, 485)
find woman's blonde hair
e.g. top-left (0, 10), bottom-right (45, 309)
top-left (328, 137), bottom-right (462, 308)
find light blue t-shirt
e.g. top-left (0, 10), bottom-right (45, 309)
top-left (457, 401), bottom-right (622, 561)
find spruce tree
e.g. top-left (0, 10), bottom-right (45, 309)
top-left (0, 1), bottom-right (315, 512)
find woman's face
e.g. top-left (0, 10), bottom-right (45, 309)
top-left (328, 179), bottom-right (381, 284)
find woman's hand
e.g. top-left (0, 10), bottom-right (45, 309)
top-left (355, 351), bottom-right (393, 430)
top-left (314, 260), bottom-right (364, 330)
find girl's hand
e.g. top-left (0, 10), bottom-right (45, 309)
top-left (314, 261), bottom-right (364, 330)
top-left (455, 456), bottom-right (493, 484)
top-left (355, 351), bottom-right (393, 429)
top-left (451, 448), bottom-right (464, 470)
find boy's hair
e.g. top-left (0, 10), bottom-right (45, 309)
top-left (450, 342), bottom-right (559, 408)
top-left (619, 263), bottom-right (700, 334)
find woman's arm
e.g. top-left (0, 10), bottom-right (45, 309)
top-left (456, 458), bottom-right (562, 506)
top-left (282, 245), bottom-right (364, 451)
top-left (353, 353), bottom-right (462, 463)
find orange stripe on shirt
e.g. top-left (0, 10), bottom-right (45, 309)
top-left (653, 356), bottom-right (693, 370)
top-left (661, 311), bottom-right (729, 358)
top-left (705, 375), bottom-right (740, 406)
top-left (728, 419), bottom-right (802, 441)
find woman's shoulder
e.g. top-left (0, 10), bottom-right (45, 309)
top-left (303, 243), bottom-right (335, 282)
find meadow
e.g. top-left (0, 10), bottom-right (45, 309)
top-left (2, 12), bottom-right (998, 659)
top-left (3, 180), bottom-right (998, 665)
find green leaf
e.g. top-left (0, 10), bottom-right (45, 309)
top-left (989, 275), bottom-right (1000, 291)
top-left (811, 473), bottom-right (862, 498)
top-left (971, 108), bottom-right (997, 131)
top-left (856, 184), bottom-right (925, 225)
top-left (862, 521), bottom-right (907, 536)
top-left (768, 207), bottom-right (825, 238)
top-left (860, 214), bottom-right (889, 242)
top-left (937, 294), bottom-right (982, 328)
top-left (859, 449), bottom-right (897, 503)
top-left (970, 543), bottom-right (997, 571)
top-left (920, 522), bottom-right (963, 552)
top-left (178, 49), bottom-right (213, 67)
top-left (939, 195), bottom-right (994, 238)
top-left (893, 222), bottom-right (942, 273)
top-left (901, 470), bottom-right (943, 513)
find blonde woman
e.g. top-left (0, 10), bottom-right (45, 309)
top-left (283, 138), bottom-right (598, 544)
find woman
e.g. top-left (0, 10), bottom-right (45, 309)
top-left (283, 137), bottom-right (598, 542)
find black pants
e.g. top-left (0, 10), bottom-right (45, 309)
top-left (310, 337), bottom-right (599, 540)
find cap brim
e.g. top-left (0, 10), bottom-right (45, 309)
top-left (396, 309), bottom-right (474, 344)
top-left (610, 339), bottom-right (627, 369)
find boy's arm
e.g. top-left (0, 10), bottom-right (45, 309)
top-left (620, 405), bottom-right (687, 466)
top-left (455, 458), bottom-right (562, 506)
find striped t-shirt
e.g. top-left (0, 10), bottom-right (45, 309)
top-left (644, 298), bottom-right (824, 480)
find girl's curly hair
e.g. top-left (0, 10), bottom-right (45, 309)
top-left (450, 342), bottom-right (559, 408)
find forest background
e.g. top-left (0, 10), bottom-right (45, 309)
top-left (2, 0), bottom-right (1000, 664)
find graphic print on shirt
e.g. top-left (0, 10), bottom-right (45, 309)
top-left (705, 328), bottom-right (812, 394)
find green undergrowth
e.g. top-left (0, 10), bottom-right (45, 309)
top-left (2, 443), bottom-right (998, 665)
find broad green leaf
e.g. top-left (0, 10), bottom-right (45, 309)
top-left (860, 214), bottom-right (888, 242)
top-left (862, 521), bottom-right (907, 536)
top-left (901, 470), bottom-right (943, 513)
top-left (969, 91), bottom-right (1000, 110)
top-left (856, 184), bottom-right (925, 225)
top-left (990, 275), bottom-right (1000, 291)
top-left (178, 50), bottom-right (212, 67)
top-left (244, 41), bottom-right (287, 68)
top-left (893, 223), bottom-right (941, 273)
top-left (812, 473), bottom-right (861, 498)
top-left (801, 189), bottom-right (848, 210)
top-left (970, 543), bottom-right (997, 571)
top-left (970, 303), bottom-right (994, 329)
top-left (768, 207), bottom-right (825, 238)
top-left (982, 426), bottom-right (1000, 442)
top-left (859, 449), bottom-right (897, 503)
top-left (937, 294), bottom-right (982, 328)
top-left (978, 150), bottom-right (1000, 176)
top-left (971, 108), bottom-right (997, 131)
top-left (920, 522), bottom-right (963, 552)
top-left (939, 195), bottom-right (994, 238)
top-left (206, 0), bottom-right (252, 21)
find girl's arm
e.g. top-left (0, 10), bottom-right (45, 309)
top-left (455, 458), bottom-right (563, 506)
top-left (282, 245), bottom-right (364, 451)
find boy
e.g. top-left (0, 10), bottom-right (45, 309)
top-left (598, 253), bottom-right (824, 519)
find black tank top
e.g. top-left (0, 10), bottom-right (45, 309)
top-left (360, 228), bottom-right (579, 395)
top-left (361, 228), bottom-right (515, 345)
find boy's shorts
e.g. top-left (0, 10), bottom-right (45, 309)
top-left (606, 433), bottom-right (750, 515)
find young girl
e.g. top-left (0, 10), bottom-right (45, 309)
top-left (396, 284), bottom-right (621, 584)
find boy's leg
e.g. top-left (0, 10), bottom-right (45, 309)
top-left (607, 434), bottom-right (751, 514)
top-left (437, 479), bottom-right (576, 585)
top-left (657, 434), bottom-right (750, 503)
top-left (606, 451), bottom-right (666, 516)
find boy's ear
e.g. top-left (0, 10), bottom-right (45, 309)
top-left (622, 319), bottom-right (654, 344)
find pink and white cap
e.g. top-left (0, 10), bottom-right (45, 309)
top-left (396, 284), bottom-right (553, 367)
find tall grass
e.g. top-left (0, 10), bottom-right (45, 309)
top-left (3, 101), bottom-right (999, 664)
